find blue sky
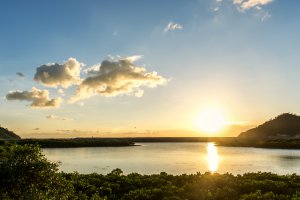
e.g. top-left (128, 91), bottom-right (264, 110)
top-left (1, 0), bottom-right (300, 138)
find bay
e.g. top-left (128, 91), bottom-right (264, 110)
top-left (43, 142), bottom-right (300, 175)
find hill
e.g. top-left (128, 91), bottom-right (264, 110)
top-left (239, 113), bottom-right (300, 139)
top-left (0, 126), bottom-right (21, 140)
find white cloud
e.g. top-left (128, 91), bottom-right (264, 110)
top-left (34, 57), bottom-right (84, 88)
top-left (213, 0), bottom-right (223, 13)
top-left (6, 87), bottom-right (62, 108)
top-left (70, 56), bottom-right (168, 102)
top-left (126, 55), bottom-right (143, 62)
top-left (233, 0), bottom-right (272, 11)
top-left (213, 0), bottom-right (273, 21)
top-left (214, 7), bottom-right (220, 12)
top-left (233, 0), bottom-right (243, 4)
top-left (164, 22), bottom-right (183, 32)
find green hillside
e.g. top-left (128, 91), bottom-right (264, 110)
top-left (239, 113), bottom-right (300, 139)
top-left (0, 126), bottom-right (21, 140)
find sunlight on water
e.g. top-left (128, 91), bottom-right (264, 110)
top-left (43, 143), bottom-right (300, 175)
top-left (207, 143), bottom-right (219, 172)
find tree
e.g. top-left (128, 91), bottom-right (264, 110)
top-left (0, 143), bottom-right (75, 199)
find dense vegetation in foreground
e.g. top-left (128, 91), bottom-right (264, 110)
top-left (1, 144), bottom-right (300, 200)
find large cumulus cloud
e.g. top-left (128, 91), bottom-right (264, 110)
top-left (6, 87), bottom-right (62, 108)
top-left (34, 58), bottom-right (83, 88)
top-left (70, 56), bottom-right (167, 102)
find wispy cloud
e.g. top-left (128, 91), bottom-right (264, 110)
top-left (214, 7), bottom-right (220, 12)
top-left (6, 87), bottom-right (62, 108)
top-left (164, 22), bottom-right (183, 32)
top-left (213, 0), bottom-right (223, 12)
top-left (70, 56), bottom-right (168, 102)
top-left (213, 0), bottom-right (273, 21)
top-left (46, 114), bottom-right (72, 121)
top-left (260, 10), bottom-right (271, 21)
top-left (34, 58), bottom-right (84, 88)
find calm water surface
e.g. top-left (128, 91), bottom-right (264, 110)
top-left (43, 142), bottom-right (300, 175)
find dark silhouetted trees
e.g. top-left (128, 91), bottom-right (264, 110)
top-left (0, 126), bottom-right (20, 140)
top-left (239, 113), bottom-right (300, 139)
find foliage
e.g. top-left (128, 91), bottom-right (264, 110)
top-left (62, 171), bottom-right (300, 200)
top-left (0, 143), bottom-right (75, 199)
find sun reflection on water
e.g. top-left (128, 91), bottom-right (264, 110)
top-left (207, 143), bottom-right (219, 172)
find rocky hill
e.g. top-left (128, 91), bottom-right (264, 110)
top-left (0, 126), bottom-right (21, 140)
top-left (239, 113), bottom-right (300, 139)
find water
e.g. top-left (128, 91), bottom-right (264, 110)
top-left (43, 142), bottom-right (300, 175)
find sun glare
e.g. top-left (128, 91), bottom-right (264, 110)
top-left (196, 107), bottom-right (226, 133)
top-left (207, 143), bottom-right (219, 172)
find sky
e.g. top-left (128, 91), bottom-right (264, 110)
top-left (1, 0), bottom-right (300, 138)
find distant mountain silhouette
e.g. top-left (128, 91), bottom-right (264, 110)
top-left (0, 126), bottom-right (21, 140)
top-left (239, 113), bottom-right (300, 139)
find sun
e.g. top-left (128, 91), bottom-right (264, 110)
top-left (196, 107), bottom-right (226, 133)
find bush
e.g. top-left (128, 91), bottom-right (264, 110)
top-left (0, 143), bottom-right (75, 199)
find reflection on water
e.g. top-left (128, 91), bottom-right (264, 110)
top-left (278, 155), bottom-right (300, 160)
top-left (207, 143), bottom-right (219, 172)
top-left (43, 143), bottom-right (300, 175)
top-left (276, 154), bottom-right (300, 168)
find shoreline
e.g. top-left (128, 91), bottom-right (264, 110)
top-left (1, 137), bottom-right (300, 149)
